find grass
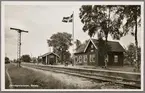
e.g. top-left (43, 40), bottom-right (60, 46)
top-left (5, 63), bottom-right (136, 89)
top-left (108, 65), bottom-right (136, 72)
top-left (6, 64), bottom-right (79, 89)
top-left (5, 70), bottom-right (9, 89)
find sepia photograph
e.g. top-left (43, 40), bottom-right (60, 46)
top-left (1, 1), bottom-right (144, 91)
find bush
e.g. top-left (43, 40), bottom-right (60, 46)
top-left (5, 57), bottom-right (10, 64)
top-left (21, 55), bottom-right (31, 62)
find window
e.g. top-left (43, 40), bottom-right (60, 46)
top-left (50, 55), bottom-right (54, 58)
top-left (91, 49), bottom-right (94, 52)
top-left (91, 45), bottom-right (94, 48)
top-left (75, 56), bottom-right (79, 63)
top-left (114, 55), bottom-right (118, 63)
top-left (89, 54), bottom-right (95, 62)
top-left (75, 56), bottom-right (77, 62)
top-left (79, 56), bottom-right (82, 63)
top-left (83, 55), bottom-right (88, 63)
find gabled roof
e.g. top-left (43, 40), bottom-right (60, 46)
top-left (75, 43), bottom-right (86, 54)
top-left (41, 52), bottom-right (59, 58)
top-left (75, 39), bottom-right (125, 54)
top-left (84, 39), bottom-right (98, 52)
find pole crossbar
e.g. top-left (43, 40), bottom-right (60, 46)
top-left (10, 27), bottom-right (28, 67)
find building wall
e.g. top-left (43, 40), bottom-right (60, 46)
top-left (98, 53), bottom-right (105, 66)
top-left (108, 52), bottom-right (124, 66)
top-left (74, 42), bottom-right (98, 66)
top-left (97, 52), bottom-right (124, 66)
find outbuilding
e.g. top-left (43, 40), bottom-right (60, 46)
top-left (41, 52), bottom-right (59, 65)
top-left (74, 39), bottom-right (125, 66)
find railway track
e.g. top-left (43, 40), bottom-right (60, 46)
top-left (22, 63), bottom-right (141, 89)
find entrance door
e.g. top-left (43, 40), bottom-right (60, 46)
top-left (49, 58), bottom-right (54, 65)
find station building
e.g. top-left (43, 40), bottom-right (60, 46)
top-left (74, 39), bottom-right (125, 66)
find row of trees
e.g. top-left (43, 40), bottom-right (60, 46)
top-left (79, 5), bottom-right (141, 71)
top-left (8, 55), bottom-right (41, 63)
top-left (21, 55), bottom-right (42, 63)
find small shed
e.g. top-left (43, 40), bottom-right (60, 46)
top-left (41, 52), bottom-right (59, 65)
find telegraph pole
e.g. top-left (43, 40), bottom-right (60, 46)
top-left (10, 27), bottom-right (28, 67)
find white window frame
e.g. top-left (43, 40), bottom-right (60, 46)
top-left (79, 56), bottom-right (82, 63)
top-left (89, 54), bottom-right (95, 62)
top-left (83, 55), bottom-right (88, 63)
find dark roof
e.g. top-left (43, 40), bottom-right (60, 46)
top-left (41, 52), bottom-right (59, 57)
top-left (75, 43), bottom-right (87, 53)
top-left (75, 39), bottom-right (125, 54)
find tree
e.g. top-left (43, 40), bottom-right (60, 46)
top-left (124, 43), bottom-right (141, 70)
top-left (13, 59), bottom-right (17, 63)
top-left (31, 57), bottom-right (37, 63)
top-left (79, 5), bottom-right (123, 67)
top-left (74, 39), bottom-right (81, 50)
top-left (64, 50), bottom-right (71, 65)
top-left (21, 55), bottom-right (31, 62)
top-left (116, 5), bottom-right (141, 71)
top-left (47, 32), bottom-right (72, 64)
top-left (79, 5), bottom-right (123, 39)
top-left (37, 56), bottom-right (42, 64)
top-left (5, 57), bottom-right (10, 64)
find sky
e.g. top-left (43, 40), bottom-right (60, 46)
top-left (3, 2), bottom-right (142, 60)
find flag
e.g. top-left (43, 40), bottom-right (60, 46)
top-left (62, 14), bottom-right (73, 23)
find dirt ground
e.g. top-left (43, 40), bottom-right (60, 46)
top-left (29, 62), bottom-right (137, 72)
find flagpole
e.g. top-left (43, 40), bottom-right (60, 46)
top-left (73, 11), bottom-right (74, 47)
top-left (62, 11), bottom-right (75, 66)
top-left (72, 11), bottom-right (75, 66)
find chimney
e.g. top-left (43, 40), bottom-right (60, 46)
top-left (48, 47), bottom-right (51, 52)
top-left (48, 47), bottom-right (53, 52)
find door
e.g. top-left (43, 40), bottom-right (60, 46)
top-left (50, 58), bottom-right (54, 65)
top-left (49, 55), bottom-right (54, 65)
